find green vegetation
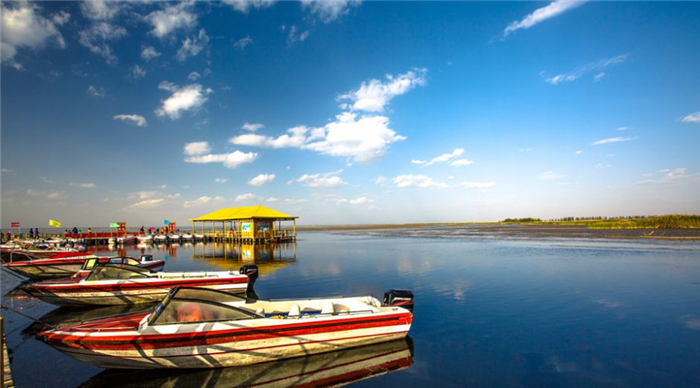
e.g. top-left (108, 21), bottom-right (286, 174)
top-left (500, 215), bottom-right (700, 229)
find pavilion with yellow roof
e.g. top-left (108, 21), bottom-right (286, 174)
top-left (191, 205), bottom-right (298, 243)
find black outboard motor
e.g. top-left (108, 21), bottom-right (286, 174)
top-left (240, 264), bottom-right (259, 286)
top-left (383, 289), bottom-right (414, 312)
top-left (140, 254), bottom-right (154, 262)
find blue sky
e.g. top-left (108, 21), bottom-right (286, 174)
top-left (1, 0), bottom-right (699, 227)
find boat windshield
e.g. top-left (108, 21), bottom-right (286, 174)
top-left (150, 287), bottom-right (254, 325)
top-left (86, 264), bottom-right (150, 281)
top-left (109, 257), bottom-right (140, 266)
top-left (81, 258), bottom-right (100, 271)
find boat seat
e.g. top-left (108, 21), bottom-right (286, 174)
top-left (321, 302), bottom-right (334, 315)
top-left (288, 305), bottom-right (301, 317)
top-left (333, 303), bottom-right (350, 313)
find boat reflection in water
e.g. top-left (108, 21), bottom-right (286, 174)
top-left (80, 337), bottom-right (413, 388)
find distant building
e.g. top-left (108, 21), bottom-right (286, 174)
top-left (191, 205), bottom-right (298, 243)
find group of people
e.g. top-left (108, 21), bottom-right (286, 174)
top-left (0, 228), bottom-right (40, 242)
top-left (141, 226), bottom-right (180, 235)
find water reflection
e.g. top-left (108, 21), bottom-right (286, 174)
top-left (190, 242), bottom-right (297, 275)
top-left (80, 338), bottom-right (413, 388)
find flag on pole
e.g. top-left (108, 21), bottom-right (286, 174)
top-left (164, 219), bottom-right (170, 225)
top-left (109, 222), bottom-right (119, 228)
top-left (49, 219), bottom-right (62, 228)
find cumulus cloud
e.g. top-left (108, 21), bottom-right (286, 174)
top-left (69, 182), bottom-right (97, 188)
top-left (337, 196), bottom-right (374, 205)
top-left (188, 71), bottom-right (201, 81)
top-left (80, 0), bottom-right (121, 21)
top-left (393, 174), bottom-right (448, 189)
top-left (591, 136), bottom-right (634, 145)
top-left (214, 178), bottom-right (228, 183)
top-left (78, 21), bottom-right (127, 65)
top-left (248, 174), bottom-right (276, 186)
top-left (141, 46), bottom-right (161, 61)
top-left (290, 170), bottom-right (346, 188)
top-left (86, 85), bottom-right (105, 98)
top-left (177, 29), bottom-right (209, 61)
top-left (459, 181), bottom-right (496, 189)
top-left (300, 0), bottom-right (361, 23)
top-left (113, 114), bottom-right (147, 127)
top-left (339, 68), bottom-right (427, 112)
top-left (130, 64), bottom-right (146, 79)
top-left (242, 122), bottom-right (264, 132)
top-left (450, 159), bottom-right (474, 167)
top-left (503, 0), bottom-right (587, 38)
top-left (236, 193), bottom-right (258, 202)
top-left (223, 0), bottom-right (277, 13)
top-left (285, 25), bottom-right (310, 46)
top-left (681, 112), bottom-right (700, 123)
top-left (155, 82), bottom-right (212, 119)
top-left (1, 1), bottom-right (69, 69)
top-left (234, 36), bottom-right (253, 49)
top-left (185, 150), bottom-right (258, 169)
top-left (147, 2), bottom-right (197, 38)
top-left (183, 141), bottom-right (210, 156)
top-left (184, 195), bottom-right (226, 208)
top-left (412, 148), bottom-right (465, 166)
top-left (543, 54), bottom-right (628, 85)
top-left (539, 171), bottom-right (565, 180)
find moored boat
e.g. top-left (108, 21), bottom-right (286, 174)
top-left (136, 235), bottom-right (153, 244)
top-left (25, 263), bottom-right (255, 306)
top-left (3, 254), bottom-right (163, 280)
top-left (154, 235), bottom-right (167, 243)
top-left (37, 287), bottom-right (413, 369)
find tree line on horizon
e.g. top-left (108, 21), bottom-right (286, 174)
top-left (500, 214), bottom-right (700, 229)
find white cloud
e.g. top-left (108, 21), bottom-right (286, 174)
top-left (125, 198), bottom-right (163, 210)
top-left (80, 0), bottom-right (121, 21)
top-left (248, 174), bottom-right (276, 186)
top-left (157, 185), bottom-right (167, 189)
top-left (156, 82), bottom-right (212, 119)
top-left (78, 21), bottom-right (127, 65)
top-left (503, 0), bottom-right (587, 38)
top-left (234, 36), bottom-right (253, 49)
top-left (291, 170), bottom-right (346, 188)
top-left (177, 29), bottom-right (209, 61)
top-left (236, 193), bottom-right (258, 202)
top-left (459, 181), bottom-right (496, 189)
top-left (373, 176), bottom-right (387, 185)
top-left (141, 46), bottom-right (161, 61)
top-left (337, 196), bottom-right (374, 205)
top-left (544, 55), bottom-right (628, 85)
top-left (591, 136), bottom-right (634, 145)
top-left (539, 171), bottom-right (565, 180)
top-left (393, 174), bottom-right (448, 189)
top-left (242, 122), bottom-right (264, 132)
top-left (284, 198), bottom-right (309, 204)
top-left (232, 112), bottom-right (405, 163)
top-left (681, 112), bottom-right (700, 123)
top-left (86, 85), bottom-right (105, 98)
top-left (575, 150), bottom-right (584, 155)
top-left (412, 148), bottom-right (465, 166)
top-left (130, 64), bottom-right (146, 79)
top-left (223, 0), bottom-right (277, 13)
top-left (0, 169), bottom-right (13, 174)
top-left (339, 68), bottom-right (427, 112)
top-left (450, 159), bottom-right (474, 167)
top-left (300, 0), bottom-right (361, 23)
top-left (185, 150), bottom-right (258, 169)
top-left (616, 126), bottom-right (629, 131)
top-left (593, 72), bottom-right (606, 82)
top-left (1, 1), bottom-right (69, 69)
top-left (266, 197), bottom-right (279, 202)
top-left (595, 163), bottom-right (612, 170)
top-left (184, 195), bottom-right (226, 208)
top-left (113, 114), bottom-right (147, 127)
top-left (188, 71), bottom-right (200, 81)
top-left (214, 178), bottom-right (228, 184)
top-left (147, 3), bottom-right (197, 38)
top-left (286, 25), bottom-right (310, 46)
top-left (69, 182), bottom-right (97, 188)
top-left (183, 141), bottom-right (210, 156)
top-left (637, 168), bottom-right (700, 185)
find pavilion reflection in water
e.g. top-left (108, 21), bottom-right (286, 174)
top-left (191, 242), bottom-right (297, 275)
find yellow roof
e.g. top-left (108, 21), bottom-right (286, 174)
top-left (191, 205), bottom-right (297, 221)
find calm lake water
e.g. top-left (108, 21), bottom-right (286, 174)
top-left (2, 231), bottom-right (700, 387)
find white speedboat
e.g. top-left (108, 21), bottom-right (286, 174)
top-left (38, 287), bottom-right (413, 369)
top-left (136, 235), bottom-right (153, 244)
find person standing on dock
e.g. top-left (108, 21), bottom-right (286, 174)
top-left (35, 228), bottom-right (39, 238)
top-left (29, 228), bottom-right (34, 239)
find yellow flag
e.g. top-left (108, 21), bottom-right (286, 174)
top-left (49, 219), bottom-right (62, 228)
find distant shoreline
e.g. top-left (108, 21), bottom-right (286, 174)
top-left (297, 223), bottom-right (700, 240)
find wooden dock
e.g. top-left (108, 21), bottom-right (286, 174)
top-left (1, 317), bottom-right (14, 388)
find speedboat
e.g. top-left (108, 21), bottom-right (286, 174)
top-left (2, 245), bottom-right (81, 262)
top-left (37, 287), bottom-right (413, 368)
top-left (117, 236), bottom-right (137, 245)
top-left (71, 255), bottom-right (165, 278)
top-left (193, 234), bottom-right (205, 240)
top-left (3, 254), bottom-right (163, 280)
top-left (181, 233), bottom-right (193, 241)
top-left (168, 234), bottom-right (180, 242)
top-left (80, 338), bottom-right (413, 387)
top-left (154, 235), bottom-right (167, 243)
top-left (25, 264), bottom-right (256, 306)
top-left (136, 235), bottom-right (153, 244)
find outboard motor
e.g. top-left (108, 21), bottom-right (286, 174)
top-left (383, 289), bottom-right (414, 312)
top-left (240, 264), bottom-right (259, 286)
top-left (140, 254), bottom-right (154, 262)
